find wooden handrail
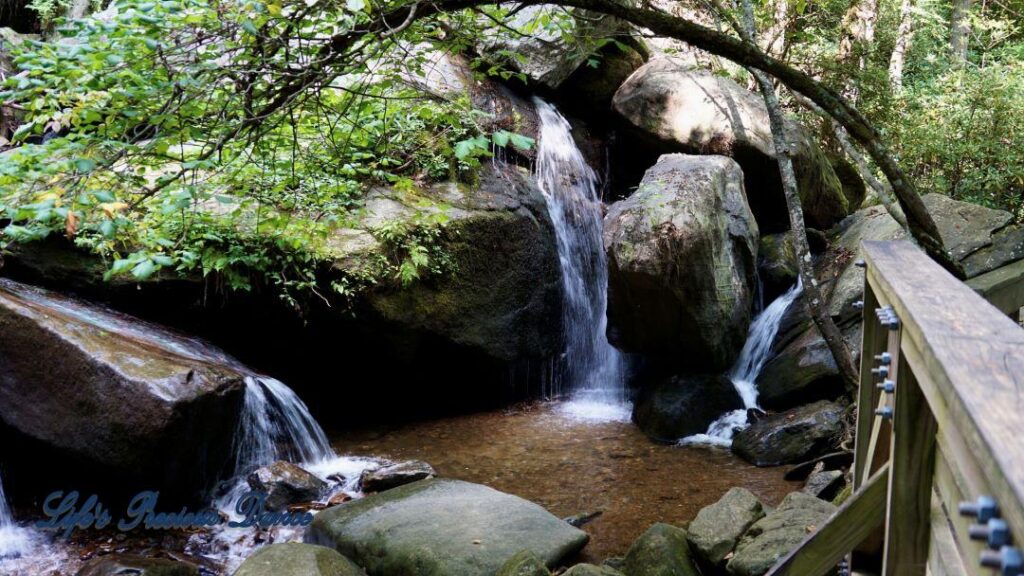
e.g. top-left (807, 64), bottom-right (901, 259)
top-left (768, 240), bottom-right (1024, 576)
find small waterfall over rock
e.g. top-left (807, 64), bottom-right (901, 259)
top-left (534, 99), bottom-right (629, 422)
top-left (682, 281), bottom-right (802, 446)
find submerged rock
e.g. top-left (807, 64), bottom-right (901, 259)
top-left (732, 401), bottom-right (845, 467)
top-left (687, 488), bottom-right (766, 570)
top-left (0, 279), bottom-right (245, 495)
top-left (563, 564), bottom-right (626, 576)
top-left (307, 478), bottom-right (588, 576)
top-left (233, 543), bottom-right (365, 576)
top-left (612, 57), bottom-right (851, 232)
top-left (604, 154), bottom-right (758, 371)
top-left (496, 551), bottom-right (551, 576)
top-left (621, 523), bottom-right (701, 576)
top-left (76, 555), bottom-right (200, 576)
top-left (247, 461), bottom-right (328, 511)
top-left (359, 460), bottom-right (436, 492)
top-left (727, 492), bottom-right (837, 576)
top-left (633, 374), bottom-right (744, 442)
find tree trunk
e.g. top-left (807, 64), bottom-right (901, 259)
top-left (950, 0), bottom-right (972, 64)
top-left (837, 0), bottom-right (879, 102)
top-left (733, 0), bottom-right (860, 393)
top-left (763, 0), bottom-right (791, 58)
top-left (888, 0), bottom-right (915, 91)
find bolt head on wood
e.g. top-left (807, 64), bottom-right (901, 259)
top-left (875, 406), bottom-right (893, 419)
top-left (854, 259), bottom-right (866, 268)
top-left (979, 546), bottom-right (1023, 575)
top-left (960, 496), bottom-right (1000, 523)
top-left (872, 366), bottom-right (890, 378)
top-left (970, 519), bottom-right (1011, 549)
top-left (874, 352), bottom-right (892, 365)
top-left (876, 380), bottom-right (895, 394)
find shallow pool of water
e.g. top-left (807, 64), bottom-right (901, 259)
top-left (331, 401), bottom-right (800, 562)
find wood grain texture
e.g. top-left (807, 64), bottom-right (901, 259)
top-left (766, 464), bottom-right (891, 576)
top-left (855, 283), bottom-right (887, 490)
top-left (863, 240), bottom-right (1024, 540)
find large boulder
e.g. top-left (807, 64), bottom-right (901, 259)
top-left (247, 461), bottom-right (328, 511)
top-left (687, 488), bottom-right (766, 571)
top-left (604, 154), bottom-right (759, 370)
top-left (727, 493), bottom-right (837, 576)
top-left (633, 374), bottom-right (743, 442)
top-left (825, 194), bottom-right (1024, 324)
top-left (76, 555), bottom-right (200, 576)
top-left (612, 57), bottom-right (851, 232)
top-left (732, 401), bottom-right (845, 467)
top-left (756, 303), bottom-right (844, 411)
top-left (621, 523), bottom-right (701, 576)
top-left (306, 478), bottom-right (589, 576)
top-left (476, 6), bottom-right (630, 90)
top-left (0, 279), bottom-right (246, 495)
top-left (233, 543), bottom-right (366, 576)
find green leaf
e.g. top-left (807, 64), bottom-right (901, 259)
top-left (345, 0), bottom-right (366, 12)
top-left (75, 158), bottom-right (97, 172)
top-left (131, 259), bottom-right (157, 280)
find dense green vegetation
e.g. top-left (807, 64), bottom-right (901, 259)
top-left (0, 0), bottom-right (1021, 306)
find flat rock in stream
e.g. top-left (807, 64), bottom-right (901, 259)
top-left (732, 401), bottom-right (845, 467)
top-left (306, 478), bottom-right (589, 576)
top-left (687, 488), bottom-right (766, 570)
top-left (358, 460), bottom-right (435, 492)
top-left (247, 461), bottom-right (328, 511)
top-left (233, 543), bottom-right (366, 576)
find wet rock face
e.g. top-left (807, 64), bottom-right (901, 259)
top-left (758, 233), bottom-right (799, 304)
top-left (612, 57), bottom-right (851, 232)
top-left (604, 154), bottom-right (759, 371)
top-left (726, 492), bottom-right (837, 576)
top-left (358, 460), bottom-right (436, 493)
top-left (621, 523), bottom-right (701, 576)
top-left (233, 543), bottom-right (366, 576)
top-left (247, 461), bottom-right (328, 512)
top-left (756, 308), bottom-right (844, 412)
top-left (732, 401), bottom-right (845, 467)
top-left (75, 555), bottom-right (200, 576)
top-left (633, 374), bottom-right (744, 443)
top-left (687, 488), bottom-right (766, 570)
top-left (307, 478), bottom-right (589, 576)
top-left (0, 279), bottom-right (245, 496)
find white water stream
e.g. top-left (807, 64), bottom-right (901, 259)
top-left (682, 281), bottom-right (802, 446)
top-left (534, 99), bottom-right (630, 422)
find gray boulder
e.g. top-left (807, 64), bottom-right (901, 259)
top-left (802, 469), bottom-right (845, 501)
top-left (756, 310), bottom-right (844, 412)
top-left (247, 461), bottom-right (328, 511)
top-left (233, 543), bottom-right (365, 576)
top-left (612, 57), bottom-right (850, 232)
top-left (732, 401), bottom-right (845, 467)
top-left (687, 488), bottom-right (766, 570)
top-left (758, 233), bottom-right (798, 303)
top-left (622, 523), bottom-right (701, 576)
top-left (476, 6), bottom-right (629, 89)
top-left (306, 479), bottom-right (588, 576)
top-left (496, 551), bottom-right (551, 576)
top-left (76, 555), bottom-right (199, 576)
top-left (604, 154), bottom-right (759, 370)
top-left (633, 374), bottom-right (744, 442)
top-left (727, 492), bottom-right (837, 576)
top-left (0, 279), bottom-right (245, 495)
top-left (359, 460), bottom-right (436, 493)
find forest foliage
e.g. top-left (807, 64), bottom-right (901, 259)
top-left (0, 0), bottom-right (1021, 305)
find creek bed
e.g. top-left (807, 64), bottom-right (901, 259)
top-left (331, 401), bottom-right (799, 562)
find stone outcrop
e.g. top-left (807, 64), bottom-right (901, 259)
top-left (604, 154), bottom-right (759, 370)
top-left (633, 374), bottom-right (743, 442)
top-left (732, 401), bottom-right (845, 467)
top-left (727, 493), bottom-right (837, 576)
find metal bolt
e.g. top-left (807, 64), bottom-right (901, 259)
top-left (874, 352), bottom-right (892, 365)
top-left (872, 366), bottom-right (890, 378)
top-left (970, 518), bottom-right (1011, 549)
top-left (875, 406), bottom-right (893, 419)
top-left (979, 546), bottom-right (1023, 575)
top-left (854, 259), bottom-right (866, 268)
top-left (853, 300), bottom-right (864, 310)
top-left (960, 496), bottom-right (1000, 523)
top-left (876, 380), bottom-right (896, 394)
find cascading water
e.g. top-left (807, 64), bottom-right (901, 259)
top-left (533, 99), bottom-right (629, 422)
top-left (682, 281), bottom-right (802, 446)
top-left (0, 473), bottom-right (33, 559)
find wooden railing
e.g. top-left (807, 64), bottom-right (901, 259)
top-left (766, 240), bottom-right (1024, 576)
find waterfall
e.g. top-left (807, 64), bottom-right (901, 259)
top-left (0, 473), bottom-right (32, 559)
top-left (533, 99), bottom-right (629, 421)
top-left (682, 281), bottom-right (802, 446)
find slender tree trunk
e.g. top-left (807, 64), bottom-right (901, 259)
top-left (950, 0), bottom-right (972, 64)
top-left (763, 0), bottom-right (791, 58)
top-left (888, 0), bottom-right (915, 91)
top-left (733, 0), bottom-right (860, 392)
top-left (837, 0), bottom-right (879, 102)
